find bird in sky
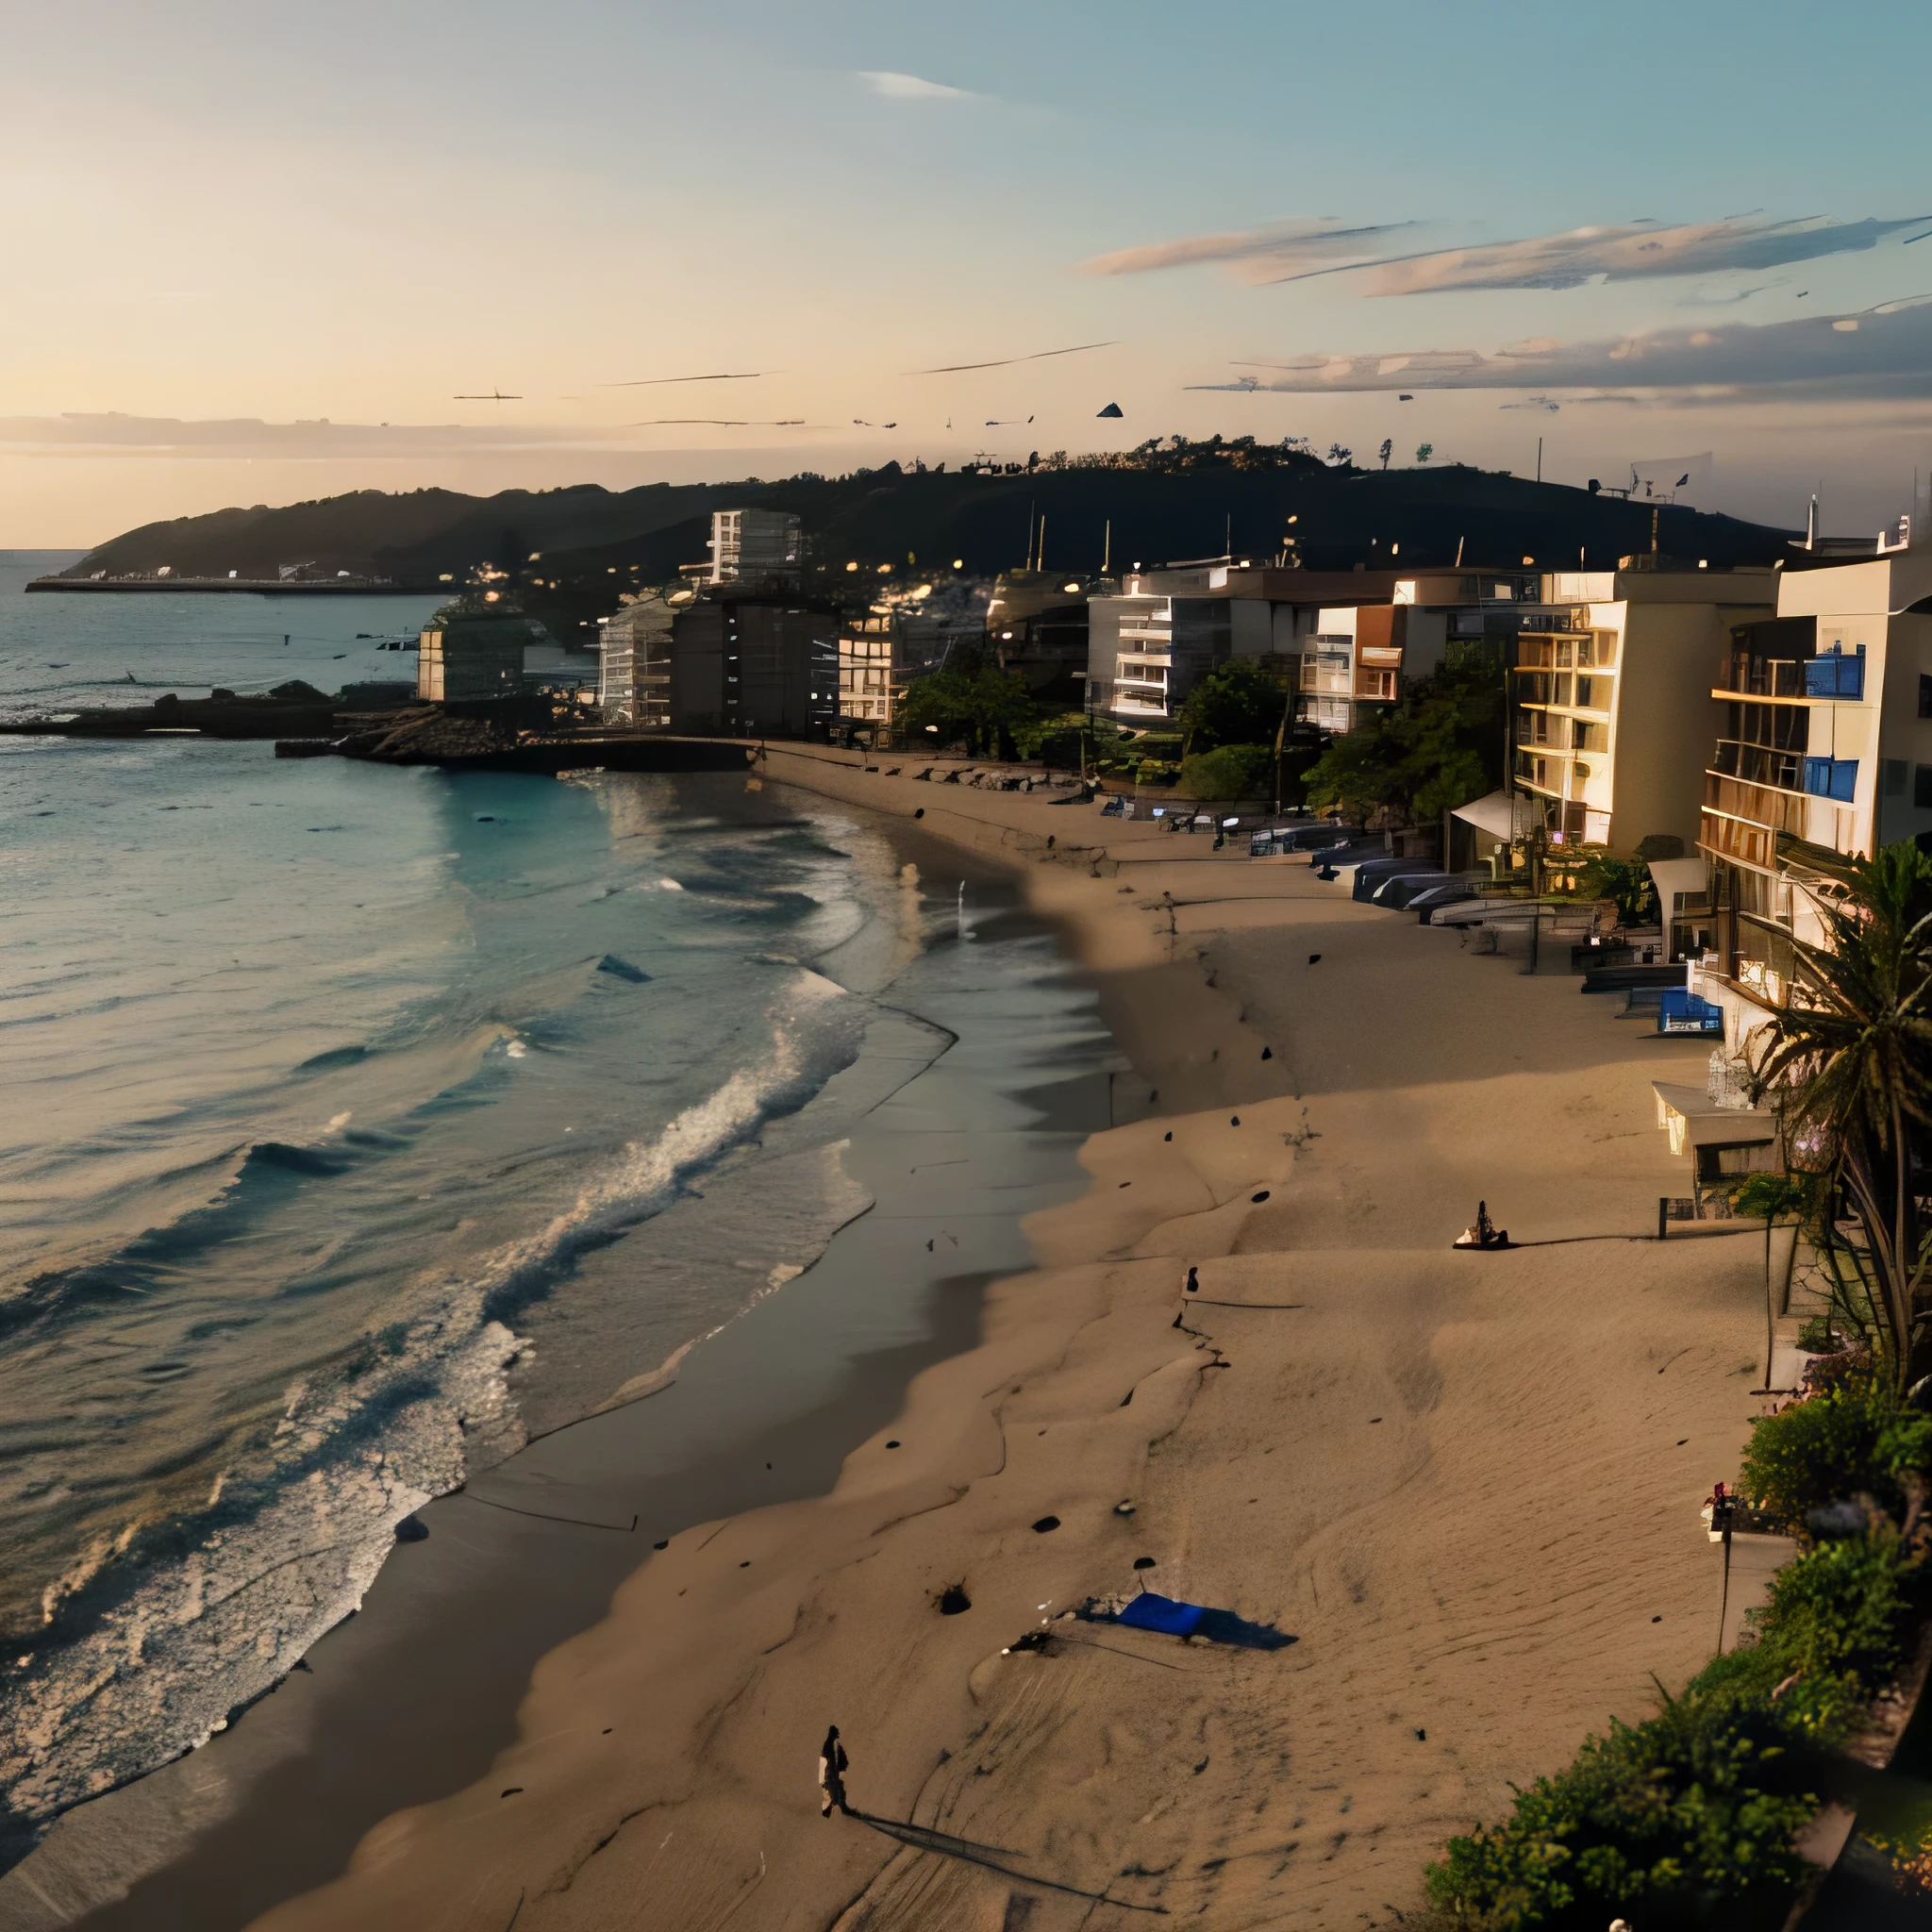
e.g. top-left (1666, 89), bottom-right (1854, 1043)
top-left (453, 389), bottom-right (522, 400)
top-left (909, 341), bottom-right (1118, 374)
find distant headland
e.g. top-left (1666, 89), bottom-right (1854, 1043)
top-left (27, 441), bottom-right (1795, 619)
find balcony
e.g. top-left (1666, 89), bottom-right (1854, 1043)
top-left (1700, 810), bottom-right (1774, 872)
top-left (1711, 740), bottom-right (1805, 793)
top-left (1518, 631), bottom-right (1616, 670)
top-left (1704, 772), bottom-right (1807, 836)
top-left (1715, 648), bottom-right (1865, 702)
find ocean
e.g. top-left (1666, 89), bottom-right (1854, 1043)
top-left (0, 554), bottom-right (1112, 1860)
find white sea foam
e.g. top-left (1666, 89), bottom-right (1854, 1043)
top-left (0, 971), bottom-right (867, 1828)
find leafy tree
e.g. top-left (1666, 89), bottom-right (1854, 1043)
top-left (1175, 658), bottom-right (1290, 754)
top-left (896, 655), bottom-right (1042, 758)
top-left (1574, 851), bottom-right (1658, 926)
top-left (1301, 655), bottom-right (1506, 825)
top-left (1416, 441), bottom-right (1435, 464)
top-left (1178, 743), bottom-right (1272, 800)
top-left (1378, 438), bottom-right (1393, 470)
top-left (1755, 841), bottom-right (1932, 1388)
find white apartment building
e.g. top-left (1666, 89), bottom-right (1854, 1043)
top-left (1297, 602), bottom-right (1446, 732)
top-left (707, 508), bottom-right (801, 585)
top-left (839, 615), bottom-right (895, 731)
top-left (596, 597), bottom-right (674, 726)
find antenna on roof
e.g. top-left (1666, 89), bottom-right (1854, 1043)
top-left (1102, 519), bottom-right (1111, 574)
top-left (1454, 535), bottom-right (1465, 568)
top-left (1651, 506), bottom-right (1659, 557)
top-left (1806, 493), bottom-right (1819, 551)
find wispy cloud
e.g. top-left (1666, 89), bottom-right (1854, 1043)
top-left (1187, 297), bottom-right (1932, 402)
top-left (0, 413), bottom-right (752, 458)
top-left (856, 71), bottom-right (975, 100)
top-left (907, 340), bottom-right (1119, 374)
top-left (1083, 220), bottom-right (1417, 285)
top-left (1089, 214), bottom-right (1932, 294)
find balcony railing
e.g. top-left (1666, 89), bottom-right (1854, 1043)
top-left (1700, 810), bottom-right (1774, 872)
top-left (1703, 772), bottom-right (1807, 836)
top-left (1711, 740), bottom-right (1805, 792)
top-left (1715, 650), bottom-right (1866, 701)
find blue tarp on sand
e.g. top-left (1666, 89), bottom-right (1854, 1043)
top-left (1115, 1592), bottom-right (1207, 1637)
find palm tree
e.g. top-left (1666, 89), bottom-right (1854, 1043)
top-left (1754, 841), bottom-right (1932, 1386)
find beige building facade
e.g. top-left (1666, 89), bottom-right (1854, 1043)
top-left (1511, 565), bottom-right (1778, 850)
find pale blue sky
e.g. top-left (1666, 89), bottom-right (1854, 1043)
top-left (6, 0), bottom-right (1930, 539)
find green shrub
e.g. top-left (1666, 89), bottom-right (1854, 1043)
top-left (1739, 1375), bottom-right (1896, 1526)
top-left (1795, 1313), bottom-right (1841, 1354)
top-left (1177, 742), bottom-right (1271, 800)
top-left (1425, 1690), bottom-right (1816, 1930)
top-left (1431, 1535), bottom-right (1918, 1928)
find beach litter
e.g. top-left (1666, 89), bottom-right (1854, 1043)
top-left (1080, 1591), bottom-right (1297, 1651)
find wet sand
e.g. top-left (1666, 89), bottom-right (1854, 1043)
top-left (17, 751), bottom-right (1773, 1931)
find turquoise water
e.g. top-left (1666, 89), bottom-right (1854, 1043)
top-left (0, 558), bottom-right (1099, 1850)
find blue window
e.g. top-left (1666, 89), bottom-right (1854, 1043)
top-left (1805, 650), bottom-right (1865, 699)
top-left (1804, 757), bottom-right (1858, 801)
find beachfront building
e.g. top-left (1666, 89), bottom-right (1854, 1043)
top-left (1510, 562), bottom-right (1778, 851)
top-left (839, 615), bottom-right (895, 737)
top-left (1296, 603), bottom-right (1443, 733)
top-left (597, 596), bottom-right (675, 726)
top-left (988, 570), bottom-right (1109, 703)
top-left (416, 613), bottom-right (552, 702)
top-left (1084, 563), bottom-right (1535, 729)
top-left (668, 593), bottom-right (840, 739)
top-left (1695, 545), bottom-right (1932, 1018)
top-left (703, 508), bottom-right (801, 586)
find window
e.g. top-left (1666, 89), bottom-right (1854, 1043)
top-left (1883, 759), bottom-right (1907, 796)
top-left (1917, 765), bottom-right (1932, 808)
top-left (1574, 675), bottom-right (1599, 708)
top-left (1805, 649), bottom-right (1865, 700)
top-left (1553, 674), bottom-right (1573, 706)
top-left (1572, 719), bottom-right (1607, 753)
top-left (1921, 673), bottom-right (1932, 719)
top-left (1804, 756), bottom-right (1857, 802)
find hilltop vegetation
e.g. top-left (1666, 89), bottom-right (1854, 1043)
top-left (62, 441), bottom-right (1795, 606)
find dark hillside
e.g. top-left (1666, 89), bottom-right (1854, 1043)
top-left (58, 453), bottom-right (1796, 589)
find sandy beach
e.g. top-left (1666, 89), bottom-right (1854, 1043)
top-left (63, 753), bottom-right (1775, 1931)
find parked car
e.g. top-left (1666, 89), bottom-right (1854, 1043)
top-left (1408, 879), bottom-right (1484, 921)
top-left (1374, 870), bottom-right (1451, 909)
top-left (1349, 857), bottom-right (1425, 901)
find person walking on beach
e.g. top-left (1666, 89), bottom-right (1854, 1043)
top-left (818, 1724), bottom-right (851, 1818)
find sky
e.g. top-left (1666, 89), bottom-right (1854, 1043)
top-left (6, 0), bottom-right (1932, 545)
